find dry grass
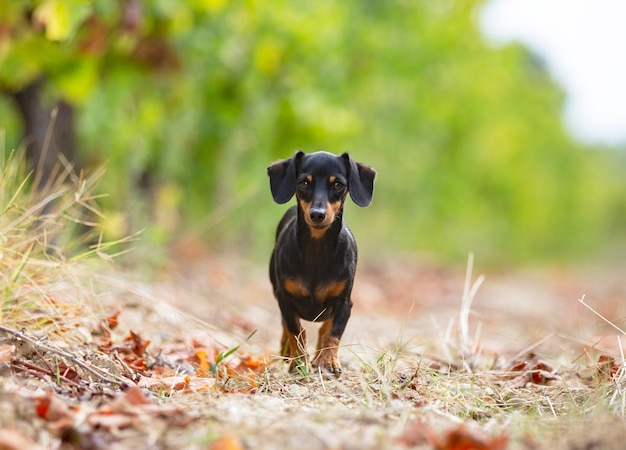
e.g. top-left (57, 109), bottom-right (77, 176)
top-left (0, 149), bottom-right (115, 332)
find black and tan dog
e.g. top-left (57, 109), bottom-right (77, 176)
top-left (267, 151), bottom-right (376, 375)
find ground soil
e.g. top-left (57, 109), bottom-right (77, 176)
top-left (2, 251), bottom-right (626, 449)
top-left (127, 252), bottom-right (626, 449)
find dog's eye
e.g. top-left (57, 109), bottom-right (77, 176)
top-left (298, 180), bottom-right (309, 190)
top-left (332, 181), bottom-right (345, 191)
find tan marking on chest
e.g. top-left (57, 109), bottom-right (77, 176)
top-left (284, 278), bottom-right (310, 297)
top-left (315, 280), bottom-right (347, 301)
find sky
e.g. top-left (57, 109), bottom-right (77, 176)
top-left (480, 0), bottom-right (626, 147)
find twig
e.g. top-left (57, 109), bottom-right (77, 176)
top-left (29, 341), bottom-right (56, 376)
top-left (545, 395), bottom-right (557, 418)
top-left (11, 360), bottom-right (82, 389)
top-left (0, 325), bottom-right (130, 388)
top-left (578, 295), bottom-right (626, 335)
top-left (317, 366), bottom-right (326, 392)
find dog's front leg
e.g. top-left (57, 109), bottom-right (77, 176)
top-left (278, 301), bottom-right (308, 372)
top-left (312, 299), bottom-right (352, 375)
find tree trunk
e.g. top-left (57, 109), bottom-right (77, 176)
top-left (12, 79), bottom-right (76, 188)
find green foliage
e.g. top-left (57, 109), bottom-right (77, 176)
top-left (1, 0), bottom-right (625, 263)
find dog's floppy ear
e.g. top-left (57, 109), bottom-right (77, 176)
top-left (342, 153), bottom-right (376, 207)
top-left (267, 151), bottom-right (304, 204)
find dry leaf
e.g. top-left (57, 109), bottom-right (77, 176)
top-left (597, 354), bottom-right (619, 379)
top-left (211, 434), bottom-right (244, 450)
top-left (440, 426), bottom-right (508, 450)
top-left (126, 330), bottom-right (150, 356)
top-left (398, 423), bottom-right (508, 450)
top-left (506, 353), bottom-right (559, 387)
top-left (123, 386), bottom-right (150, 406)
top-left (138, 374), bottom-right (216, 392)
top-left (35, 393), bottom-right (73, 422)
top-left (105, 309), bottom-right (121, 330)
top-left (196, 350), bottom-right (210, 370)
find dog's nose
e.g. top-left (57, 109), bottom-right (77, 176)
top-left (309, 208), bottom-right (326, 224)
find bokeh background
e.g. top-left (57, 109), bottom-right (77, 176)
top-left (1, 0), bottom-right (625, 265)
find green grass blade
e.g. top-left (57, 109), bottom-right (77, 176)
top-left (10, 243), bottom-right (34, 283)
top-left (3, 171), bottom-right (32, 213)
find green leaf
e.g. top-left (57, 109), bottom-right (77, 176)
top-left (52, 57), bottom-right (99, 103)
top-left (34, 0), bottom-right (91, 41)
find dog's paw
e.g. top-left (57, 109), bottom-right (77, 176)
top-left (312, 348), bottom-right (342, 377)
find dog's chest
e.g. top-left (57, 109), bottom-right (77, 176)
top-left (283, 277), bottom-right (346, 303)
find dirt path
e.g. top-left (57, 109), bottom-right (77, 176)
top-left (164, 255), bottom-right (625, 364)
top-left (2, 253), bottom-right (626, 449)
top-left (118, 254), bottom-right (626, 449)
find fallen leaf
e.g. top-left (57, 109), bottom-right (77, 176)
top-left (138, 375), bottom-right (216, 393)
top-left (55, 362), bottom-right (79, 380)
top-left (126, 330), bottom-right (150, 356)
top-left (440, 426), bottom-right (508, 450)
top-left (122, 353), bottom-right (147, 372)
top-left (509, 361), bottom-right (528, 372)
top-left (530, 369), bottom-right (558, 385)
top-left (105, 309), bottom-right (121, 330)
top-left (597, 354), bottom-right (619, 379)
top-left (228, 356), bottom-right (266, 375)
top-left (123, 385), bottom-right (150, 406)
top-left (211, 434), bottom-right (244, 450)
top-left (196, 350), bottom-right (210, 370)
top-left (35, 392), bottom-right (73, 422)
top-left (506, 353), bottom-right (559, 386)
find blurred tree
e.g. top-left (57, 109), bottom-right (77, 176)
top-left (0, 0), bottom-right (177, 189)
top-left (11, 79), bottom-right (75, 188)
top-left (0, 0), bottom-right (624, 263)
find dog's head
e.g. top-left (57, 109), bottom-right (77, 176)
top-left (268, 151), bottom-right (376, 231)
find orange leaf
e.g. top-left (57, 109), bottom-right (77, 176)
top-left (438, 426), bottom-right (508, 450)
top-left (122, 354), bottom-right (147, 372)
top-left (35, 398), bottom-right (49, 419)
top-left (105, 309), bottom-right (121, 330)
top-left (211, 434), bottom-right (244, 450)
top-left (125, 330), bottom-right (150, 356)
top-left (598, 354), bottom-right (619, 378)
top-left (530, 369), bottom-right (557, 385)
top-left (510, 361), bottom-right (528, 372)
top-left (124, 386), bottom-right (150, 406)
top-left (56, 363), bottom-right (79, 380)
top-left (196, 350), bottom-right (209, 370)
top-left (35, 393), bottom-right (73, 421)
top-left (243, 356), bottom-right (261, 370)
